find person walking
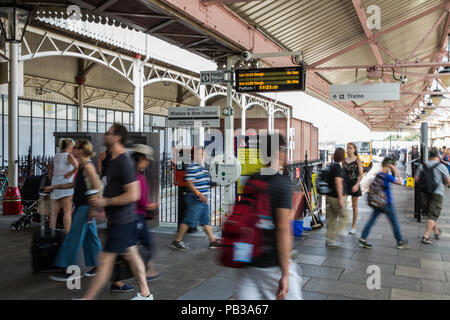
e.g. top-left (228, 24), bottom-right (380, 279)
top-left (343, 143), bottom-right (364, 235)
top-left (45, 140), bottom-right (103, 281)
top-left (359, 157), bottom-right (410, 249)
top-left (325, 148), bottom-right (349, 248)
top-left (110, 144), bottom-right (163, 292)
top-left (171, 146), bottom-right (221, 251)
top-left (48, 138), bottom-right (78, 233)
top-left (82, 124), bottom-right (154, 300)
top-left (235, 134), bottom-right (302, 300)
top-left (415, 147), bottom-right (450, 245)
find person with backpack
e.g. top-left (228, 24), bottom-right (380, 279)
top-left (325, 147), bottom-right (349, 248)
top-left (415, 147), bottom-right (450, 244)
top-left (224, 134), bottom-right (302, 300)
top-left (359, 157), bottom-right (409, 249)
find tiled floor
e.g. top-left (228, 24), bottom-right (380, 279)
top-left (1, 162), bottom-right (450, 300)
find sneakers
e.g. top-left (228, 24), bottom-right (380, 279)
top-left (49, 272), bottom-right (83, 282)
top-left (325, 239), bottom-right (341, 248)
top-left (396, 240), bottom-right (410, 249)
top-left (84, 267), bottom-right (97, 277)
top-left (358, 239), bottom-right (373, 249)
top-left (421, 236), bottom-right (432, 245)
top-left (132, 293), bottom-right (154, 300)
top-left (349, 228), bottom-right (356, 235)
top-left (146, 273), bottom-right (164, 282)
top-left (208, 240), bottom-right (222, 249)
top-left (172, 240), bottom-right (189, 251)
top-left (435, 228), bottom-right (442, 240)
top-left (110, 283), bottom-right (134, 292)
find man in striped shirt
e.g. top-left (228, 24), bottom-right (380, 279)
top-left (172, 147), bottom-right (221, 250)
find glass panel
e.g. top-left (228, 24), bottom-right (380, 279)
top-left (159, 129), bottom-right (165, 159)
top-left (32, 118), bottom-right (44, 156)
top-left (0, 96), bottom-right (3, 115)
top-left (68, 105), bottom-right (78, 120)
top-left (32, 101), bottom-right (44, 118)
top-left (106, 123), bottom-right (114, 132)
top-left (88, 108), bottom-right (97, 122)
top-left (3, 96), bottom-right (8, 115)
top-left (144, 125), bottom-right (150, 133)
top-left (98, 109), bottom-right (106, 122)
top-left (98, 122), bottom-right (106, 133)
top-left (57, 119), bottom-right (67, 132)
top-left (144, 114), bottom-right (150, 126)
top-left (123, 112), bottom-right (129, 124)
top-left (18, 117), bottom-right (31, 156)
top-left (68, 120), bottom-right (78, 132)
top-left (19, 100), bottom-right (31, 117)
top-left (82, 121), bottom-right (87, 132)
top-left (106, 110), bottom-right (114, 123)
top-left (44, 103), bottom-right (56, 118)
top-left (83, 108), bottom-right (87, 122)
top-left (115, 111), bottom-right (122, 123)
top-left (88, 122), bottom-right (97, 132)
top-left (45, 118), bottom-right (56, 155)
top-left (57, 104), bottom-right (67, 119)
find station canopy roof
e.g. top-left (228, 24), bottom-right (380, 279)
top-left (6, 0), bottom-right (450, 131)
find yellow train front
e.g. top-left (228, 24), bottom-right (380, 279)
top-left (355, 141), bottom-right (373, 173)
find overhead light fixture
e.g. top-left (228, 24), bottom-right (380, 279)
top-left (0, 4), bottom-right (31, 43)
top-left (439, 66), bottom-right (450, 87)
top-left (431, 89), bottom-right (444, 106)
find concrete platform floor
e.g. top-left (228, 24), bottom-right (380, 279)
top-left (1, 162), bottom-right (450, 300)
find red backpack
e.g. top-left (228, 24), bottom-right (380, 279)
top-left (220, 175), bottom-right (273, 268)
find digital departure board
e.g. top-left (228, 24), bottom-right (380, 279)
top-left (235, 66), bottom-right (306, 93)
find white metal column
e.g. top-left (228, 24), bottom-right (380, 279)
top-left (241, 95), bottom-right (247, 135)
top-left (133, 55), bottom-right (144, 132)
top-left (286, 109), bottom-right (291, 162)
top-left (78, 84), bottom-right (84, 132)
top-left (196, 85), bottom-right (206, 147)
top-left (8, 42), bottom-right (19, 189)
top-left (268, 103), bottom-right (274, 133)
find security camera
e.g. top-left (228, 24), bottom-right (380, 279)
top-left (241, 51), bottom-right (253, 62)
top-left (401, 76), bottom-right (407, 85)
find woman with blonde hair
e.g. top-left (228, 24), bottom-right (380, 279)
top-left (45, 140), bottom-right (103, 281)
top-left (343, 142), bottom-right (364, 235)
top-left (49, 138), bottom-right (78, 233)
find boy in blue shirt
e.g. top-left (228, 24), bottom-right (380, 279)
top-left (359, 157), bottom-right (410, 249)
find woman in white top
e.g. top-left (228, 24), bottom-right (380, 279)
top-left (48, 138), bottom-right (78, 233)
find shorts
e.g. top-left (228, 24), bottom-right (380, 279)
top-left (182, 195), bottom-right (210, 228)
top-left (50, 175), bottom-right (74, 200)
top-left (236, 262), bottom-right (303, 300)
top-left (424, 193), bottom-right (443, 222)
top-left (346, 179), bottom-right (362, 197)
top-left (104, 220), bottom-right (137, 254)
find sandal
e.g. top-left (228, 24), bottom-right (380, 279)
top-left (421, 236), bottom-right (432, 245)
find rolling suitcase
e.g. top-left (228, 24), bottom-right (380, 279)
top-left (31, 192), bottom-right (66, 273)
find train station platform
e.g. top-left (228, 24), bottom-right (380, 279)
top-left (1, 162), bottom-right (450, 300)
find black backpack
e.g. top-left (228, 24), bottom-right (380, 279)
top-left (316, 165), bottom-right (332, 195)
top-left (417, 163), bottom-right (441, 194)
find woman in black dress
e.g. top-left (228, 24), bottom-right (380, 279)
top-left (343, 143), bottom-right (364, 235)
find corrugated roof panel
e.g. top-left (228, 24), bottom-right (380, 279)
top-left (229, 0), bottom-right (367, 65)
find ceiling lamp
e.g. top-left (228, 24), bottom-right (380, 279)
top-left (0, 4), bottom-right (31, 43)
top-left (439, 66), bottom-right (450, 87)
top-left (431, 89), bottom-right (444, 106)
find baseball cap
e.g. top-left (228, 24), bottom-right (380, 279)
top-left (131, 144), bottom-right (155, 161)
